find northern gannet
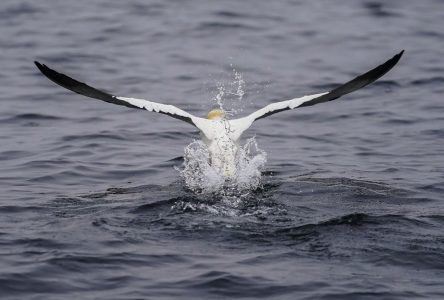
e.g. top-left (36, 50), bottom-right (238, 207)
top-left (35, 50), bottom-right (403, 177)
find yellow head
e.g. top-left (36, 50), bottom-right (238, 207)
top-left (207, 109), bottom-right (226, 120)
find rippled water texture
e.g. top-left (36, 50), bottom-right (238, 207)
top-left (1, 0), bottom-right (444, 299)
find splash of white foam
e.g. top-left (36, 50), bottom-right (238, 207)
top-left (176, 137), bottom-right (267, 195)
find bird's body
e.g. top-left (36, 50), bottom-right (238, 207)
top-left (34, 50), bottom-right (404, 178)
top-left (200, 119), bottom-right (239, 177)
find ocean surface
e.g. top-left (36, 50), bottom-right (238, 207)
top-left (1, 0), bottom-right (444, 299)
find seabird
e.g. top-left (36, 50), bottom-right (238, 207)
top-left (35, 50), bottom-right (404, 177)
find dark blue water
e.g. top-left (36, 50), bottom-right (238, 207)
top-left (1, 0), bottom-right (444, 299)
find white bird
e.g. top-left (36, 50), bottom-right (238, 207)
top-left (35, 50), bottom-right (403, 177)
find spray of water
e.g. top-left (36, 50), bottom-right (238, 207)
top-left (212, 65), bottom-right (246, 117)
top-left (176, 137), bottom-right (267, 195)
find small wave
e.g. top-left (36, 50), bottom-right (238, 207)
top-left (0, 3), bottom-right (42, 19)
top-left (176, 270), bottom-right (293, 298)
top-left (0, 113), bottom-right (65, 127)
top-left (382, 118), bottom-right (417, 125)
top-left (8, 113), bottom-right (64, 121)
top-left (213, 11), bottom-right (249, 19)
top-left (410, 76), bottom-right (444, 86)
top-left (0, 150), bottom-right (30, 161)
top-left (363, 2), bottom-right (401, 18)
top-left (0, 205), bottom-right (45, 214)
top-left (213, 10), bottom-right (283, 22)
top-left (132, 197), bottom-right (185, 213)
top-left (128, 3), bottom-right (165, 17)
top-left (61, 133), bottom-right (127, 142)
top-left (371, 80), bottom-right (401, 88)
top-left (12, 237), bottom-right (66, 249)
top-left (195, 21), bottom-right (261, 32)
top-left (0, 274), bottom-right (75, 296)
top-left (274, 213), bottom-right (434, 244)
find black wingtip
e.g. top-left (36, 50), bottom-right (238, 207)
top-left (34, 61), bottom-right (49, 75)
top-left (393, 50), bottom-right (405, 63)
top-left (34, 60), bottom-right (42, 69)
top-left (33, 60), bottom-right (118, 103)
top-left (383, 50), bottom-right (404, 75)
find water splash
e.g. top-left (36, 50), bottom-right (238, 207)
top-left (212, 65), bottom-right (246, 117)
top-left (176, 137), bottom-right (267, 196)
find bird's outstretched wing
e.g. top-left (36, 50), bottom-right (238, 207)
top-left (34, 61), bottom-right (201, 127)
top-left (229, 50), bottom-right (404, 139)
